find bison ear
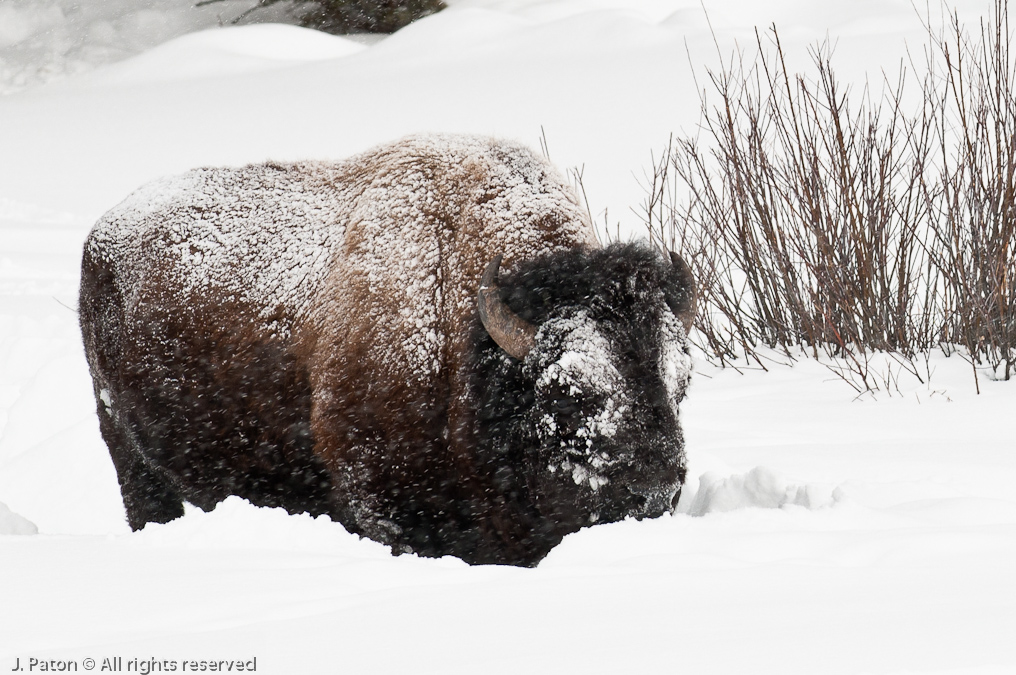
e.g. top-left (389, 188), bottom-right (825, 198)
top-left (666, 251), bottom-right (697, 335)
top-left (478, 254), bottom-right (537, 361)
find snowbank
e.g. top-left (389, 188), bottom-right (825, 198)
top-left (73, 24), bottom-right (368, 87)
top-left (0, 0), bottom-right (307, 94)
top-left (680, 466), bottom-right (844, 516)
top-left (0, 500), bottom-right (37, 535)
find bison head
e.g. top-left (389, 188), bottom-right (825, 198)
top-left (474, 243), bottom-right (695, 556)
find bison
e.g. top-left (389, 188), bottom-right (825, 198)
top-left (79, 134), bottom-right (695, 566)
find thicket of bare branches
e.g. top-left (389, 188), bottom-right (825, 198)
top-left (644, 1), bottom-right (1016, 391)
top-left (923, 2), bottom-right (1016, 384)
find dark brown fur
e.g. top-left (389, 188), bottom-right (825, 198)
top-left (79, 135), bottom-right (692, 566)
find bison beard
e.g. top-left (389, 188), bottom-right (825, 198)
top-left (79, 134), bottom-right (694, 567)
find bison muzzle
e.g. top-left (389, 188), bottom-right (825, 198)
top-left (79, 134), bottom-right (695, 566)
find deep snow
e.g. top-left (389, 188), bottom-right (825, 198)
top-left (0, 0), bottom-right (311, 94)
top-left (1, 0), bottom-right (1014, 673)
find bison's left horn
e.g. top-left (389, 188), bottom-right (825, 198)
top-left (478, 254), bottom-right (537, 361)
top-left (669, 250), bottom-right (697, 335)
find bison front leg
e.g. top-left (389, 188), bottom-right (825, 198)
top-left (96, 398), bottom-right (184, 530)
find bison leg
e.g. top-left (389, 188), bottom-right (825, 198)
top-left (96, 401), bottom-right (184, 530)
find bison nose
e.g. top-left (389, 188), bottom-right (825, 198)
top-left (627, 459), bottom-right (683, 495)
top-left (628, 484), bottom-right (680, 517)
top-left (626, 450), bottom-right (684, 515)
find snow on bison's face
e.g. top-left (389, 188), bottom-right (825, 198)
top-left (476, 243), bottom-right (695, 532)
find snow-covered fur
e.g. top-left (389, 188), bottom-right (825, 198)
top-left (79, 134), bottom-right (694, 566)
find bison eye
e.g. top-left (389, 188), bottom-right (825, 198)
top-left (547, 386), bottom-right (583, 416)
top-left (553, 396), bottom-right (579, 413)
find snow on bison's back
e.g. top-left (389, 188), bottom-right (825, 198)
top-left (79, 134), bottom-right (696, 567)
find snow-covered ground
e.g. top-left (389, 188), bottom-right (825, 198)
top-left (1, 1), bottom-right (1013, 673)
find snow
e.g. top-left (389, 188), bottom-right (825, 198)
top-left (530, 306), bottom-right (687, 493)
top-left (534, 311), bottom-right (623, 401)
top-left (1, 0), bottom-right (1014, 673)
top-left (681, 466), bottom-right (831, 515)
top-left (0, 499), bottom-right (37, 534)
top-left (74, 25), bottom-right (368, 87)
top-left (659, 308), bottom-right (692, 417)
top-left (86, 161), bottom-right (344, 326)
top-left (0, 0), bottom-right (303, 93)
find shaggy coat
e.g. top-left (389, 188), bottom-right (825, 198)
top-left (79, 134), bottom-right (694, 566)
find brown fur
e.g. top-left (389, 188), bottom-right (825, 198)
top-left (80, 135), bottom-right (601, 562)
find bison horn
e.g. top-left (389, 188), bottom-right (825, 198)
top-left (669, 250), bottom-right (697, 335)
top-left (478, 254), bottom-right (537, 361)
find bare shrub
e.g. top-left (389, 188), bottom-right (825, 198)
top-left (919, 2), bottom-right (1016, 382)
top-left (647, 1), bottom-right (1016, 390)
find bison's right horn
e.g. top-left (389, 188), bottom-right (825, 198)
top-left (478, 255), bottom-right (537, 361)
top-left (668, 250), bottom-right (697, 335)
